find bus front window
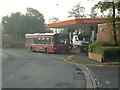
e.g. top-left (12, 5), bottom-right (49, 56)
top-left (55, 34), bottom-right (69, 46)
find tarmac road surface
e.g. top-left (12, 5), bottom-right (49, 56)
top-left (2, 48), bottom-right (88, 88)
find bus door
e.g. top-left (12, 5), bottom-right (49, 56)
top-left (46, 37), bottom-right (55, 53)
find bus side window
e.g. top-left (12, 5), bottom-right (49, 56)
top-left (26, 38), bottom-right (29, 43)
top-left (46, 38), bottom-right (51, 45)
top-left (33, 38), bottom-right (36, 43)
top-left (28, 38), bottom-right (31, 43)
top-left (37, 38), bottom-right (41, 44)
top-left (30, 38), bottom-right (32, 43)
top-left (42, 38), bottom-right (45, 44)
top-left (29, 38), bottom-right (32, 43)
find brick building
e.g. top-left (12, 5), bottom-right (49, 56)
top-left (98, 22), bottom-right (120, 45)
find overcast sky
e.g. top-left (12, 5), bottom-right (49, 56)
top-left (0, 0), bottom-right (103, 23)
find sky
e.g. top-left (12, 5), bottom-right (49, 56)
top-left (0, 0), bottom-right (103, 24)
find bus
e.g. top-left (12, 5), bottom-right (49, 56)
top-left (25, 33), bottom-right (71, 53)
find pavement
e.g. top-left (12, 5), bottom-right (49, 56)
top-left (65, 53), bottom-right (120, 88)
top-left (66, 53), bottom-right (120, 66)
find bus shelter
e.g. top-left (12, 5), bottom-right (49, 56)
top-left (48, 18), bottom-right (107, 44)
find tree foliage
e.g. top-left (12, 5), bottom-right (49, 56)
top-left (91, 0), bottom-right (120, 17)
top-left (49, 17), bottom-right (60, 23)
top-left (68, 2), bottom-right (86, 18)
top-left (48, 17), bottom-right (60, 33)
top-left (89, 7), bottom-right (98, 18)
top-left (2, 12), bottom-right (24, 35)
top-left (91, 0), bottom-right (120, 46)
top-left (48, 17), bottom-right (67, 33)
top-left (2, 8), bottom-right (46, 38)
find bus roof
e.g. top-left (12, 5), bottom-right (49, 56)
top-left (25, 33), bottom-right (69, 38)
top-left (25, 33), bottom-right (56, 37)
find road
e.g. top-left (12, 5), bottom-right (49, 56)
top-left (67, 53), bottom-right (119, 89)
top-left (88, 65), bottom-right (119, 88)
top-left (2, 48), bottom-right (87, 88)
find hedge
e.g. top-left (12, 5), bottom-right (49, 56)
top-left (89, 42), bottom-right (120, 62)
top-left (89, 41), bottom-right (114, 52)
top-left (103, 47), bottom-right (120, 61)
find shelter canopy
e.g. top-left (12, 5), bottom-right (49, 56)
top-left (47, 18), bottom-right (107, 29)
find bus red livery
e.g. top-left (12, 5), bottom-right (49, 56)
top-left (25, 33), bottom-right (71, 53)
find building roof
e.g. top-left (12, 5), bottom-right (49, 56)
top-left (47, 18), bottom-right (107, 29)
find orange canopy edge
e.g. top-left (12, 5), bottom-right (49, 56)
top-left (47, 18), bottom-right (107, 28)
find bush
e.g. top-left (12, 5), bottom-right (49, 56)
top-left (100, 41), bottom-right (112, 46)
top-left (89, 41), bottom-right (113, 52)
top-left (103, 47), bottom-right (120, 61)
top-left (89, 42), bottom-right (120, 62)
top-left (89, 42), bottom-right (99, 52)
top-left (92, 46), bottom-right (106, 54)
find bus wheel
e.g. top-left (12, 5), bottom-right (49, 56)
top-left (45, 48), bottom-right (48, 53)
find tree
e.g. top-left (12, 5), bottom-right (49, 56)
top-left (26, 7), bottom-right (46, 33)
top-left (91, 0), bottom-right (120, 17)
top-left (89, 7), bottom-right (98, 18)
top-left (2, 8), bottom-right (47, 39)
top-left (46, 27), bottom-right (53, 33)
top-left (48, 17), bottom-right (60, 33)
top-left (91, 0), bottom-right (120, 46)
top-left (2, 12), bottom-right (24, 42)
top-left (49, 17), bottom-right (60, 23)
top-left (68, 2), bottom-right (86, 19)
top-left (48, 17), bottom-right (68, 33)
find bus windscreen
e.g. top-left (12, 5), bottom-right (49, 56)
top-left (55, 34), bottom-right (69, 46)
